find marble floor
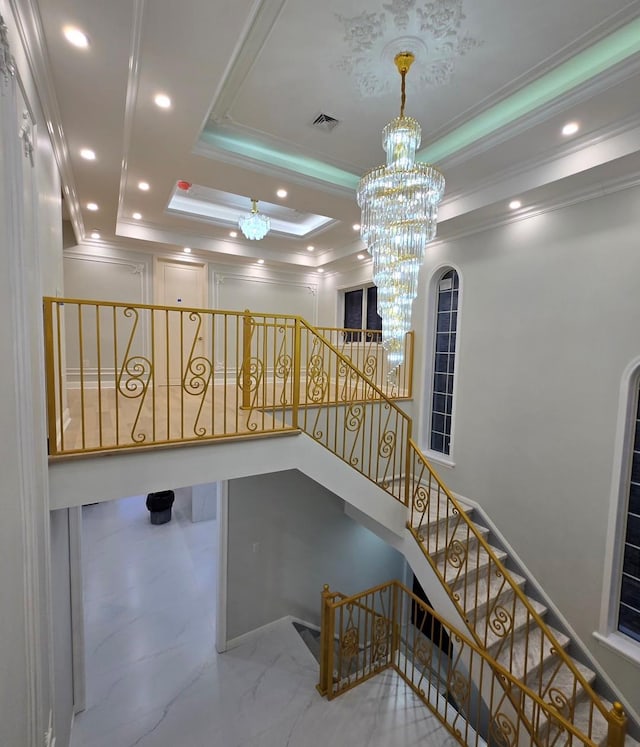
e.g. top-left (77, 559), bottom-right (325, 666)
top-left (70, 493), bottom-right (460, 747)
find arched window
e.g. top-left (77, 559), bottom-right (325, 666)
top-left (429, 269), bottom-right (459, 455)
top-left (619, 383), bottom-right (640, 642)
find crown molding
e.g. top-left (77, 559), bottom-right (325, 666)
top-left (115, 0), bottom-right (145, 228)
top-left (436, 168), bottom-right (640, 246)
top-left (436, 54), bottom-right (640, 172)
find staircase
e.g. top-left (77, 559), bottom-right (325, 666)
top-left (43, 300), bottom-right (637, 746)
top-left (408, 489), bottom-right (633, 745)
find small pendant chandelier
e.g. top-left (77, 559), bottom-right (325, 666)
top-left (239, 198), bottom-right (271, 241)
top-left (357, 52), bottom-right (445, 377)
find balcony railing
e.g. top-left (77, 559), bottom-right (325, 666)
top-left (318, 581), bottom-right (627, 747)
top-left (42, 297), bottom-right (627, 746)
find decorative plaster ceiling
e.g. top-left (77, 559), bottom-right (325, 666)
top-left (19, 0), bottom-right (640, 273)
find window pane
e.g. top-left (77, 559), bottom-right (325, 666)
top-left (344, 289), bottom-right (363, 341)
top-left (366, 286), bottom-right (382, 331)
top-left (629, 481), bottom-right (640, 516)
top-left (623, 544), bottom-right (640, 581)
top-left (430, 269), bottom-right (459, 455)
top-left (619, 384), bottom-right (640, 643)
top-left (625, 514), bottom-right (640, 547)
top-left (344, 289), bottom-right (363, 329)
top-left (619, 604), bottom-right (640, 642)
top-left (620, 578), bottom-right (640, 614)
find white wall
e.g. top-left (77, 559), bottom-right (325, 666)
top-left (0, 2), bottom-right (63, 744)
top-left (64, 244), bottom-right (320, 324)
top-left (412, 185), bottom-right (640, 712)
top-left (226, 469), bottom-right (406, 640)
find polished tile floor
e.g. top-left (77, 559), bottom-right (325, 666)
top-left (70, 493), bottom-right (460, 747)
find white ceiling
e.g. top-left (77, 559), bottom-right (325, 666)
top-left (21, 0), bottom-right (640, 273)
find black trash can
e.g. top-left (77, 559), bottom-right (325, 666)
top-left (145, 490), bottom-right (175, 525)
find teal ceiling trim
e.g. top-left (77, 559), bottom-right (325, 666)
top-left (418, 17), bottom-right (640, 164)
top-left (200, 129), bottom-right (360, 190)
top-left (201, 18), bottom-right (640, 188)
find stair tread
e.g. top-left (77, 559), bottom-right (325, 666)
top-left (434, 543), bottom-right (507, 586)
top-left (475, 596), bottom-right (547, 650)
top-left (492, 622), bottom-right (570, 682)
top-left (418, 522), bottom-right (490, 557)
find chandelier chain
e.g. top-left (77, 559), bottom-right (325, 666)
top-left (400, 69), bottom-right (407, 118)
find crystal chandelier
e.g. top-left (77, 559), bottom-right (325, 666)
top-left (357, 52), bottom-right (445, 377)
top-left (238, 199), bottom-right (271, 240)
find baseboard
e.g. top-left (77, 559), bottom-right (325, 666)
top-left (225, 615), bottom-right (297, 651)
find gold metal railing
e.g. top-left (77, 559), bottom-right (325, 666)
top-left (42, 297), bottom-right (627, 745)
top-left (318, 581), bottom-right (626, 747)
top-left (406, 442), bottom-right (624, 746)
top-left (43, 300), bottom-right (411, 498)
top-left (314, 326), bottom-right (413, 399)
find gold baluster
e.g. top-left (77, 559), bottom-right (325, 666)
top-left (242, 309), bottom-right (253, 409)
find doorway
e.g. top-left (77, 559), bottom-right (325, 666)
top-left (154, 258), bottom-right (208, 385)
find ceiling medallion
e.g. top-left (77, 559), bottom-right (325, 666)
top-left (238, 199), bottom-right (271, 241)
top-left (335, 0), bottom-right (482, 98)
top-left (357, 51), bottom-right (445, 377)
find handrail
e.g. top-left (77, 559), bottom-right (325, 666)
top-left (319, 580), bottom-right (614, 747)
top-left (314, 326), bottom-right (414, 399)
top-left (42, 296), bottom-right (625, 745)
top-left (407, 438), bottom-right (614, 742)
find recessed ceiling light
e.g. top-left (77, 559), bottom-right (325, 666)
top-left (183, 247), bottom-right (191, 253)
top-left (307, 245), bottom-right (314, 252)
top-left (357, 253), bottom-right (365, 260)
top-left (352, 223), bottom-right (361, 231)
top-left (86, 202), bottom-right (98, 211)
top-left (229, 231), bottom-right (238, 238)
top-left (80, 148), bottom-right (96, 161)
top-left (132, 212), bottom-right (142, 220)
top-left (138, 181), bottom-right (150, 191)
top-left (509, 200), bottom-right (522, 210)
top-left (562, 121), bottom-right (579, 136)
top-left (154, 93), bottom-right (171, 109)
top-left (90, 230), bottom-right (100, 239)
top-left (317, 268), bottom-right (324, 273)
top-left (257, 259), bottom-right (265, 265)
top-left (276, 189), bottom-right (287, 198)
top-left (63, 26), bottom-right (89, 48)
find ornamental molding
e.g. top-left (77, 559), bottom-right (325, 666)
top-left (335, 0), bottom-right (482, 98)
top-left (0, 13), bottom-right (16, 88)
top-left (19, 111), bottom-right (35, 166)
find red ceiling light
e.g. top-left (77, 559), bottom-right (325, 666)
top-left (177, 180), bottom-right (191, 191)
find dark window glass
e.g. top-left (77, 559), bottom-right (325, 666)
top-left (366, 286), bottom-right (382, 332)
top-left (618, 386), bottom-right (640, 643)
top-left (344, 286), bottom-right (381, 341)
top-left (430, 269), bottom-right (459, 455)
top-left (619, 604), bottom-right (640, 643)
top-left (629, 481), bottom-right (640, 516)
top-left (621, 572), bottom-right (640, 607)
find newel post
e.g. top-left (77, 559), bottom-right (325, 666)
top-left (607, 702), bottom-right (627, 747)
top-left (316, 584), bottom-right (333, 697)
top-left (292, 318), bottom-right (301, 429)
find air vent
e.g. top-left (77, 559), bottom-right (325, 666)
top-left (311, 113), bottom-right (340, 132)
